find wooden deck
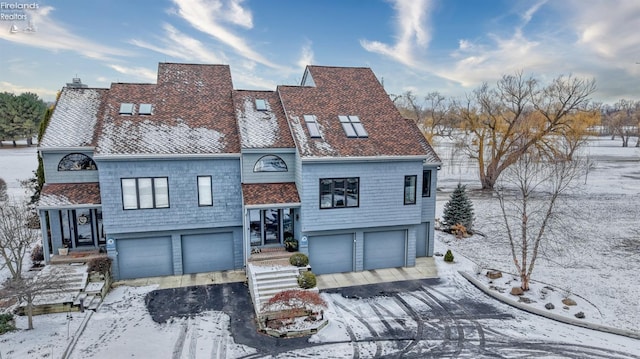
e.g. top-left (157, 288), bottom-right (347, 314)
top-left (50, 250), bottom-right (107, 265)
top-left (249, 247), bottom-right (295, 267)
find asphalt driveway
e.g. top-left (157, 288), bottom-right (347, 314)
top-left (145, 278), bottom-right (640, 358)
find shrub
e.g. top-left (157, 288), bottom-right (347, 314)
top-left (31, 244), bottom-right (44, 265)
top-left (297, 271), bottom-right (317, 289)
top-left (289, 253), bottom-right (309, 267)
top-left (262, 289), bottom-right (327, 312)
top-left (444, 249), bottom-right (454, 262)
top-left (0, 313), bottom-right (16, 334)
top-left (87, 256), bottom-right (112, 275)
top-left (284, 237), bottom-right (299, 252)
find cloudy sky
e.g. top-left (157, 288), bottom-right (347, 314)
top-left (1, 0), bottom-right (640, 103)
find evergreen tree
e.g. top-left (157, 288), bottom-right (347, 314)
top-left (442, 183), bottom-right (474, 232)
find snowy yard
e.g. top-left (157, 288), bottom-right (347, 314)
top-left (1, 137), bottom-right (639, 357)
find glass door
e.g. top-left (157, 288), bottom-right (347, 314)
top-left (74, 209), bottom-right (95, 247)
top-left (263, 209), bottom-right (280, 245)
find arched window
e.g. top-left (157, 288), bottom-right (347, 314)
top-left (58, 153), bottom-right (97, 171)
top-left (253, 155), bottom-right (288, 172)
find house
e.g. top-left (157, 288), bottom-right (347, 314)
top-left (36, 63), bottom-right (441, 280)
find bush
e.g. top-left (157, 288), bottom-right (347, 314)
top-left (444, 249), bottom-right (454, 262)
top-left (284, 237), bottom-right (299, 252)
top-left (262, 289), bottom-right (327, 312)
top-left (31, 244), bottom-right (44, 265)
top-left (289, 253), bottom-right (309, 267)
top-left (0, 313), bottom-right (16, 334)
top-left (297, 271), bottom-right (317, 289)
top-left (87, 256), bottom-right (112, 275)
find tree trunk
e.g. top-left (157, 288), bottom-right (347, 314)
top-left (27, 299), bottom-right (34, 330)
top-left (520, 273), bottom-right (530, 291)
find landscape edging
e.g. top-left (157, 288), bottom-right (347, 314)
top-left (458, 271), bottom-right (640, 340)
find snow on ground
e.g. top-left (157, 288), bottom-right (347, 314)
top-left (0, 143), bottom-right (38, 201)
top-left (434, 136), bottom-right (640, 334)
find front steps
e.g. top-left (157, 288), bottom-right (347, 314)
top-left (247, 247), bottom-right (304, 313)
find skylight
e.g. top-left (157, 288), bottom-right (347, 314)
top-left (338, 115), bottom-right (368, 138)
top-left (255, 99), bottom-right (267, 111)
top-left (139, 103), bottom-right (153, 115)
top-left (303, 115), bottom-right (321, 138)
top-left (119, 103), bottom-right (134, 115)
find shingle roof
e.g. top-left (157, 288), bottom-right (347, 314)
top-left (233, 90), bottom-right (295, 149)
top-left (94, 63), bottom-right (239, 155)
top-left (277, 66), bottom-right (440, 161)
top-left (242, 183), bottom-right (301, 206)
top-left (38, 182), bottom-right (101, 208)
top-left (39, 88), bottom-right (106, 148)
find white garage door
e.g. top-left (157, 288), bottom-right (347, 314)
top-left (181, 233), bottom-right (234, 274)
top-left (308, 234), bottom-right (354, 275)
top-left (364, 230), bottom-right (406, 270)
top-left (118, 236), bottom-right (173, 280)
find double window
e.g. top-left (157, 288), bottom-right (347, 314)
top-left (320, 178), bottom-right (359, 209)
top-left (197, 176), bottom-right (213, 206)
top-left (121, 177), bottom-right (169, 210)
top-left (404, 175), bottom-right (417, 205)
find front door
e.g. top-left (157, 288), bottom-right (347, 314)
top-left (73, 209), bottom-right (95, 247)
top-left (249, 208), bottom-right (293, 247)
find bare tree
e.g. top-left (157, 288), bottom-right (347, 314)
top-left (454, 72), bottom-right (595, 190)
top-left (4, 266), bottom-right (68, 330)
top-left (602, 99), bottom-right (639, 147)
top-left (0, 198), bottom-right (40, 281)
top-left (0, 177), bottom-right (7, 202)
top-left (495, 150), bottom-right (583, 291)
top-left (394, 90), bottom-right (456, 141)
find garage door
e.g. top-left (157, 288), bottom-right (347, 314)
top-left (416, 223), bottom-right (430, 257)
top-left (364, 230), bottom-right (406, 270)
top-left (182, 233), bottom-right (234, 274)
top-left (308, 234), bottom-right (353, 275)
top-left (118, 236), bottom-right (173, 279)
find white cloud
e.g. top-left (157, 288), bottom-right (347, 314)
top-left (361, 0), bottom-right (432, 67)
top-left (107, 65), bottom-right (157, 82)
top-left (170, 0), bottom-right (282, 69)
top-left (130, 24), bottom-right (227, 64)
top-left (297, 42), bottom-right (314, 69)
top-left (0, 81), bottom-right (59, 100)
top-left (0, 6), bottom-right (130, 60)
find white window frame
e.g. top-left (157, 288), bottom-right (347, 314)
top-left (121, 177), bottom-right (169, 210)
top-left (197, 176), bottom-right (213, 206)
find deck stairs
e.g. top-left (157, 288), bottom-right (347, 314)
top-left (17, 262), bottom-right (107, 315)
top-left (247, 248), bottom-right (304, 313)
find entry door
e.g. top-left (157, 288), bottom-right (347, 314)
top-left (249, 209), bottom-right (293, 247)
top-left (263, 209), bottom-right (280, 245)
top-left (73, 209), bottom-right (95, 247)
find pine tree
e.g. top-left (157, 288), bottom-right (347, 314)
top-left (442, 183), bottom-right (474, 232)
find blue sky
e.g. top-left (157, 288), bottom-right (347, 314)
top-left (1, 0), bottom-right (640, 103)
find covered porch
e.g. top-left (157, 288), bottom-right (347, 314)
top-left (37, 182), bottom-right (105, 263)
top-left (241, 183), bottom-right (301, 260)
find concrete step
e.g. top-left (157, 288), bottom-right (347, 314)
top-left (84, 281), bottom-right (105, 295)
top-left (253, 270), bottom-right (300, 280)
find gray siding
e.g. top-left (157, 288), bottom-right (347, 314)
top-left (241, 152), bottom-right (295, 183)
top-left (299, 160), bottom-right (424, 232)
top-left (42, 151), bottom-right (99, 183)
top-left (98, 158), bottom-right (242, 234)
top-left (421, 165), bottom-right (438, 222)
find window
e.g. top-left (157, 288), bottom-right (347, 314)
top-left (121, 177), bottom-right (169, 209)
top-left (303, 115), bottom-right (321, 138)
top-left (254, 155), bottom-right (288, 172)
top-left (338, 115), bottom-right (368, 138)
top-left (58, 153), bottom-right (97, 171)
top-left (320, 178), bottom-right (359, 209)
top-left (404, 175), bottom-right (417, 205)
top-left (197, 176), bottom-right (213, 206)
top-left (255, 99), bottom-right (267, 111)
top-left (422, 170), bottom-right (432, 197)
top-left (119, 103), bottom-right (134, 115)
top-left (139, 103), bottom-right (153, 115)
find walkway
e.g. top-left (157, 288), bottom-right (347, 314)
top-left (113, 257), bottom-right (438, 290)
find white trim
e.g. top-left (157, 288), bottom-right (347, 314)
top-left (37, 204), bottom-right (102, 210)
top-left (39, 146), bottom-right (95, 152)
top-left (93, 153), bottom-right (241, 161)
top-left (243, 202), bottom-right (301, 210)
top-left (241, 147), bottom-right (296, 154)
top-left (301, 155), bottom-right (437, 163)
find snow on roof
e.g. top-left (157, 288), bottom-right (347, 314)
top-left (39, 88), bottom-right (105, 148)
top-left (96, 118), bottom-right (226, 155)
top-left (237, 97), bottom-right (280, 148)
top-left (38, 182), bottom-right (101, 208)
